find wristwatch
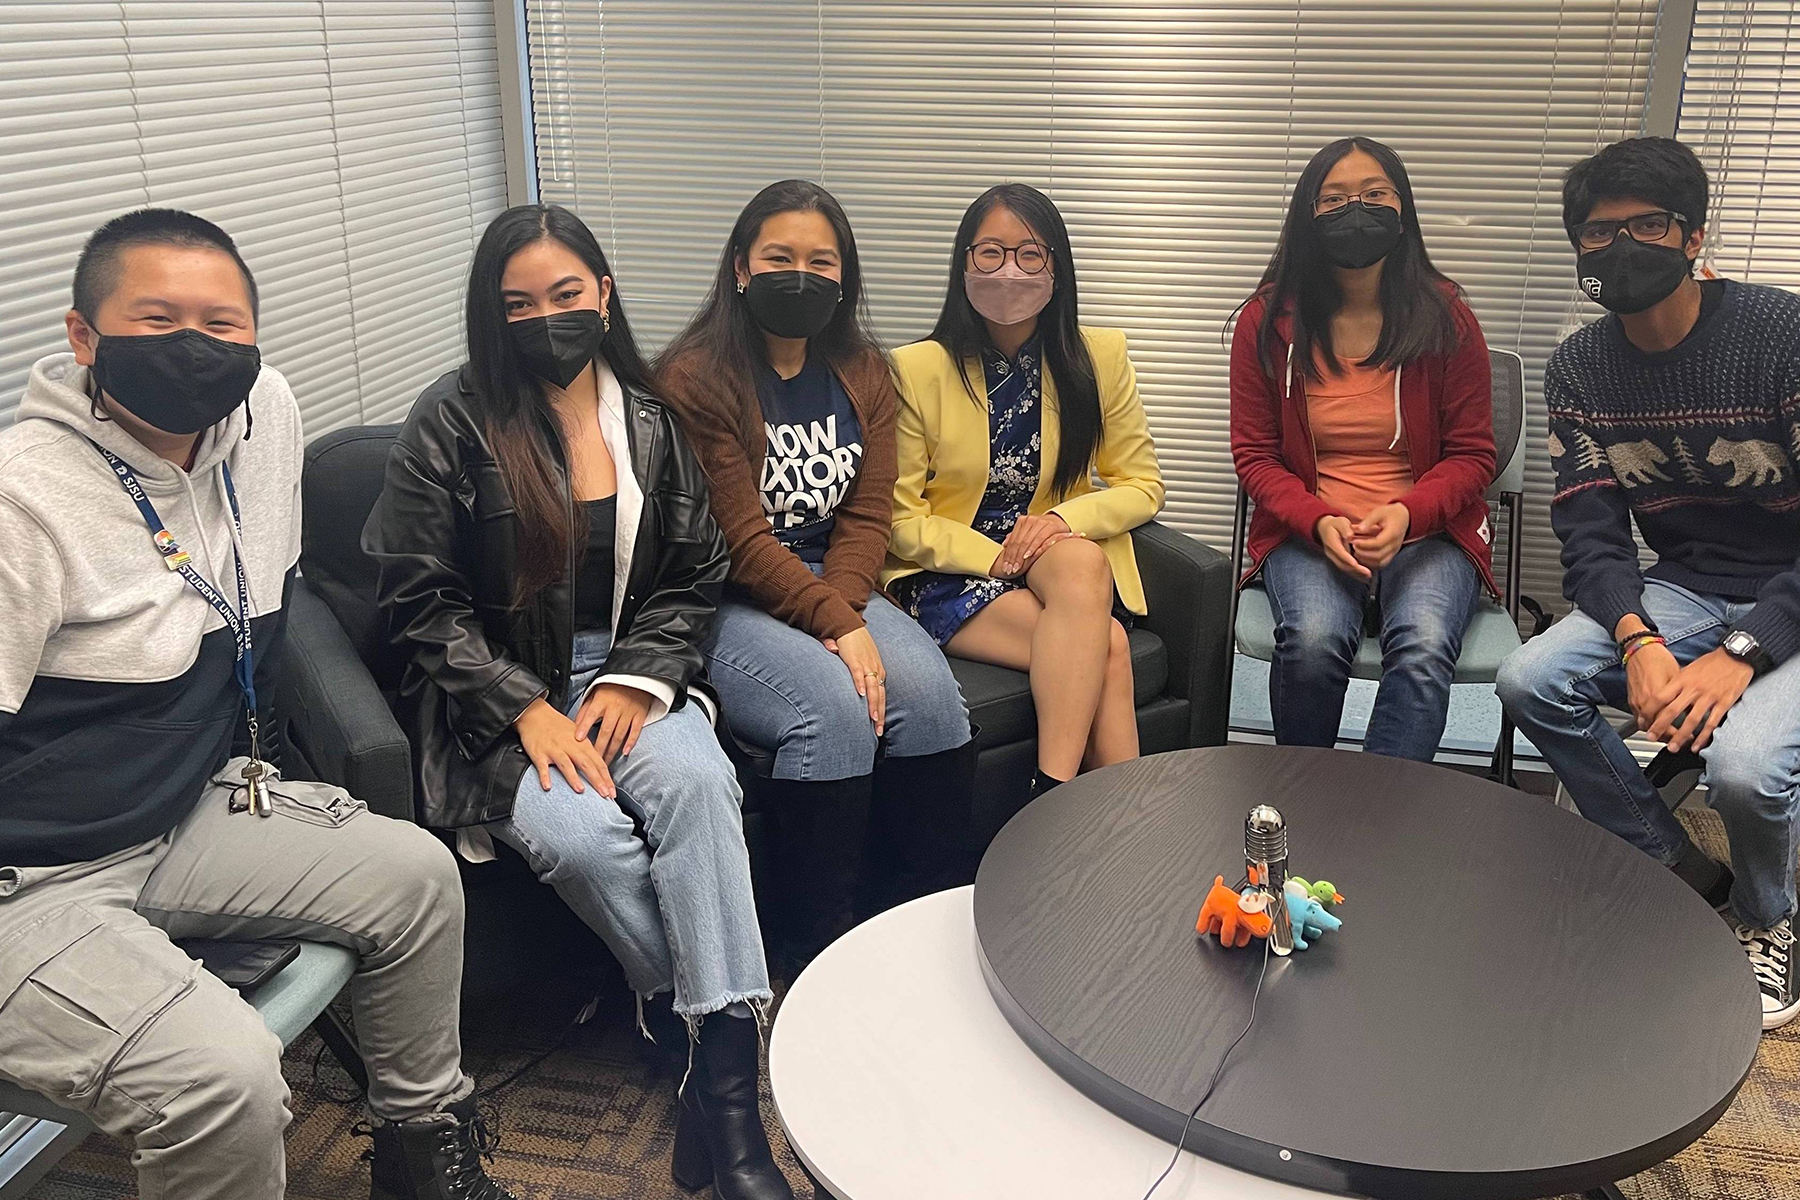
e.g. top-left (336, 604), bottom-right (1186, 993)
top-left (1722, 629), bottom-right (1772, 674)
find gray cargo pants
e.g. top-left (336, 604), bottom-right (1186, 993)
top-left (0, 762), bottom-right (473, 1200)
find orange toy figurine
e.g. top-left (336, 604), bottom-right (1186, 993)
top-left (1197, 875), bottom-right (1274, 948)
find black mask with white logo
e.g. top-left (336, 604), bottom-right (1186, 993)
top-left (91, 328), bottom-right (261, 436)
top-left (1576, 237), bottom-right (1693, 315)
top-left (743, 270), bottom-right (842, 340)
top-left (1314, 201), bottom-right (1405, 270)
top-left (510, 310), bottom-right (605, 389)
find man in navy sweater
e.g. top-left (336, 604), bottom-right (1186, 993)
top-left (1499, 138), bottom-right (1800, 1031)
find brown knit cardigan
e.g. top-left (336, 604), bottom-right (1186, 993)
top-left (658, 346), bottom-right (899, 640)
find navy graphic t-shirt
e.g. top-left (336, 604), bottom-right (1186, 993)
top-left (756, 354), bottom-right (863, 563)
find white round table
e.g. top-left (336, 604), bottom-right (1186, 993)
top-left (769, 887), bottom-right (1327, 1200)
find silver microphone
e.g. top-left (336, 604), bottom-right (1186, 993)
top-left (1246, 805), bottom-right (1295, 956)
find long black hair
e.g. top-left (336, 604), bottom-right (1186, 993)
top-left (929, 184), bottom-right (1101, 499)
top-left (1249, 137), bottom-right (1459, 380)
top-left (464, 203), bottom-right (655, 603)
top-left (659, 180), bottom-right (880, 402)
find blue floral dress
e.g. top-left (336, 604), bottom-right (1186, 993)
top-left (888, 339), bottom-right (1045, 646)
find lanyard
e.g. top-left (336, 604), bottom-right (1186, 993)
top-left (87, 439), bottom-right (268, 813)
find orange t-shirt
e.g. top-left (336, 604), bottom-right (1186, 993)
top-left (1307, 356), bottom-right (1412, 521)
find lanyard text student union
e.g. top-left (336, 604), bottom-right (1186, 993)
top-left (87, 438), bottom-right (273, 817)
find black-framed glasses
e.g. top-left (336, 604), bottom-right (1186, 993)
top-left (1315, 187), bottom-right (1398, 214)
top-left (968, 240), bottom-right (1051, 275)
top-left (1572, 210), bottom-right (1687, 251)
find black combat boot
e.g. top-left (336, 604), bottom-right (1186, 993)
top-left (367, 1096), bottom-right (518, 1200)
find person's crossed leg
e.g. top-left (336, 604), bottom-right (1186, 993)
top-left (1500, 579), bottom-right (1800, 1029)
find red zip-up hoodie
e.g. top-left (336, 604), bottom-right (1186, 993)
top-left (1229, 285), bottom-right (1498, 596)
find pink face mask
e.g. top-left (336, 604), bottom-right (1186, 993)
top-left (964, 264), bottom-right (1054, 327)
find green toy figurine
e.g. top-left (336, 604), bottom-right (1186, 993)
top-left (1287, 877), bottom-right (1345, 910)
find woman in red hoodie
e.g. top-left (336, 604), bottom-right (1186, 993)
top-left (1230, 137), bottom-right (1495, 761)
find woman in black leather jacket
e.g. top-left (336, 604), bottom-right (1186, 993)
top-left (364, 205), bottom-right (792, 1200)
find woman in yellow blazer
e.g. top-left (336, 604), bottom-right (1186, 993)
top-left (886, 184), bottom-right (1164, 795)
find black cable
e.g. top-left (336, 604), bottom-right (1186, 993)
top-left (473, 999), bottom-right (596, 1099)
top-left (309, 1037), bottom-right (364, 1105)
top-left (1141, 937), bottom-right (1275, 1200)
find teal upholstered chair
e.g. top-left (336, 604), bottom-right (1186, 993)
top-left (0, 942), bottom-right (358, 1197)
top-left (1225, 348), bottom-right (1530, 781)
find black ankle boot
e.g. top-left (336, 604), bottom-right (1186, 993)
top-left (1032, 769), bottom-right (1069, 799)
top-left (367, 1097), bottom-right (517, 1200)
top-left (862, 740), bottom-right (979, 916)
top-left (764, 774), bottom-right (873, 971)
top-left (671, 1013), bottom-right (796, 1200)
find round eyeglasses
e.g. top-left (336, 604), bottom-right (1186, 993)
top-left (968, 241), bottom-right (1051, 275)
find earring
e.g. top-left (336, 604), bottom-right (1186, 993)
top-left (736, 280), bottom-right (746, 294)
top-left (601, 310), bottom-right (611, 333)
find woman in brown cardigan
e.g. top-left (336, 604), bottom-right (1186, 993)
top-left (659, 180), bottom-right (975, 969)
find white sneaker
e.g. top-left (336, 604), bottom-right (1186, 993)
top-left (1734, 919), bottom-right (1798, 1031)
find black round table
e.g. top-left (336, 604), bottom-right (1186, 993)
top-left (973, 746), bottom-right (1761, 1200)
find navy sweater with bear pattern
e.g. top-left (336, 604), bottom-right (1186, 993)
top-left (1544, 278), bottom-right (1800, 665)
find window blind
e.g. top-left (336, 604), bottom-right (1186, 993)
top-left (0, 1), bottom-right (507, 433)
top-left (523, 0), bottom-right (1661, 610)
top-left (1680, 0), bottom-right (1800, 291)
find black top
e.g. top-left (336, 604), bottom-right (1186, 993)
top-left (571, 495), bottom-right (617, 633)
top-left (755, 354), bottom-right (864, 563)
top-left (973, 746), bottom-right (1760, 1200)
top-left (1545, 278), bottom-right (1800, 662)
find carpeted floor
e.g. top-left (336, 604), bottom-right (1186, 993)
top-left (26, 810), bottom-right (1799, 1200)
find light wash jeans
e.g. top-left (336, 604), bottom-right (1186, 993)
top-left (1497, 579), bottom-right (1800, 929)
top-left (1261, 534), bottom-right (1480, 762)
top-left (492, 630), bottom-right (771, 1018)
top-left (705, 572), bottom-right (972, 781)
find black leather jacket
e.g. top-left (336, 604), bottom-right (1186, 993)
top-left (365, 366), bottom-right (728, 828)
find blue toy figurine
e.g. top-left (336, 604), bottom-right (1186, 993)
top-left (1283, 880), bottom-right (1344, 951)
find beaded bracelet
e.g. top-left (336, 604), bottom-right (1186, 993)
top-left (1621, 634), bottom-right (1667, 663)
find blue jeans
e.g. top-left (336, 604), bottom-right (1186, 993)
top-left (1497, 579), bottom-right (1800, 929)
top-left (492, 630), bottom-right (771, 1017)
top-left (705, 579), bottom-right (972, 781)
top-left (1261, 535), bottom-right (1480, 762)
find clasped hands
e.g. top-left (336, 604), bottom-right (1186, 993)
top-left (514, 681), bottom-right (657, 798)
top-left (1315, 502), bottom-right (1410, 579)
top-left (990, 512), bottom-right (1079, 579)
top-left (1618, 617), bottom-right (1754, 755)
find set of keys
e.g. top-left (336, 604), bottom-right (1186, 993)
top-left (229, 715), bottom-right (274, 818)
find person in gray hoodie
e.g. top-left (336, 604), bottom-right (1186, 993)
top-left (0, 209), bottom-right (517, 1200)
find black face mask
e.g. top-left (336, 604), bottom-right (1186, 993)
top-left (1315, 201), bottom-right (1405, 270)
top-left (743, 270), bottom-right (842, 340)
top-left (510, 310), bottom-right (605, 389)
top-left (1576, 237), bottom-right (1693, 315)
top-left (90, 328), bottom-right (261, 436)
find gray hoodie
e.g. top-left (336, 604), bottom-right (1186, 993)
top-left (0, 353), bottom-right (303, 867)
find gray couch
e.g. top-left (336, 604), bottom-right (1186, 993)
top-left (277, 424), bottom-right (1233, 1000)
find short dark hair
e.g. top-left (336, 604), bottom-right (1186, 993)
top-left (1562, 138), bottom-right (1709, 244)
top-left (72, 208), bottom-right (259, 321)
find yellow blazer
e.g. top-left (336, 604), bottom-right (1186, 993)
top-left (884, 326), bottom-right (1165, 614)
